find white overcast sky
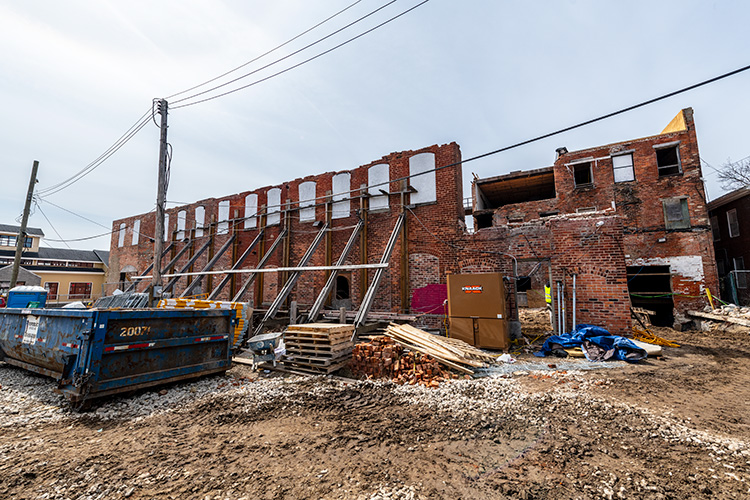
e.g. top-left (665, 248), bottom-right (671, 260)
top-left (2, 0), bottom-right (749, 251)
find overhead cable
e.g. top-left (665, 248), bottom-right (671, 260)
top-left (37, 108), bottom-right (153, 197)
top-left (172, 0), bottom-right (429, 108)
top-left (165, 0), bottom-right (365, 100)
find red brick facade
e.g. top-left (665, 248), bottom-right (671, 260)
top-left (472, 108), bottom-right (719, 327)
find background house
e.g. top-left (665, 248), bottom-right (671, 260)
top-left (0, 224), bottom-right (109, 303)
top-left (707, 187), bottom-right (750, 304)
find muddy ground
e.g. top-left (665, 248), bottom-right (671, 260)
top-left (0, 315), bottom-right (749, 499)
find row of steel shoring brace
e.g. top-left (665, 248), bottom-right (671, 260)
top-left (207, 229), bottom-right (264, 300)
top-left (180, 235), bottom-right (236, 297)
top-left (232, 228), bottom-right (288, 302)
top-left (125, 242), bottom-right (175, 292)
top-left (306, 219), bottom-right (364, 323)
top-left (163, 238), bottom-right (213, 294)
top-left (353, 212), bottom-right (406, 332)
top-left (253, 223), bottom-right (329, 335)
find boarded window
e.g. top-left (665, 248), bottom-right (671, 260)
top-left (217, 200), bottom-right (230, 235)
top-left (710, 216), bottom-right (720, 241)
top-left (728, 208), bottom-right (740, 238)
top-left (299, 181), bottom-right (316, 222)
top-left (244, 194), bottom-right (258, 229)
top-left (267, 188), bottom-right (281, 226)
top-left (195, 206), bottom-right (205, 237)
top-left (163, 213), bottom-right (170, 241)
top-left (177, 210), bottom-right (187, 240)
top-left (132, 219), bottom-right (140, 245)
top-left (573, 162), bottom-right (593, 187)
top-left (612, 153), bottom-right (635, 183)
top-left (655, 144), bottom-right (681, 176)
top-left (332, 172), bottom-right (351, 219)
top-left (662, 198), bottom-right (690, 229)
top-left (409, 153), bottom-right (437, 205)
top-left (117, 223), bottom-right (126, 247)
top-left (368, 164), bottom-right (389, 211)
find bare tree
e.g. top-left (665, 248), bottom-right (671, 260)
top-left (717, 156), bottom-right (750, 191)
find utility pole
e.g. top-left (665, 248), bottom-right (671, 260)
top-left (152, 99), bottom-right (169, 304)
top-left (10, 160), bottom-right (40, 289)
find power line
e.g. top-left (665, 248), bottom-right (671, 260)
top-left (187, 60), bottom-right (750, 218)
top-left (42, 229), bottom-right (118, 243)
top-left (171, 0), bottom-right (400, 106)
top-left (36, 198), bottom-right (111, 230)
top-left (172, 1), bottom-right (430, 109)
top-left (165, 0), bottom-right (365, 100)
top-left (36, 108), bottom-right (154, 197)
top-left (34, 202), bottom-right (72, 249)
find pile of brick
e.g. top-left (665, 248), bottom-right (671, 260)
top-left (349, 336), bottom-right (460, 387)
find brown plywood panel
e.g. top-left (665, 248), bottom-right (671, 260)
top-left (448, 317), bottom-right (475, 346)
top-left (447, 273), bottom-right (506, 318)
top-left (476, 318), bottom-right (509, 350)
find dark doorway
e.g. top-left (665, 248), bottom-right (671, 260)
top-left (627, 265), bottom-right (674, 326)
top-left (335, 275), bottom-right (350, 300)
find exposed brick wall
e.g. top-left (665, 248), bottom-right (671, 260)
top-left (474, 108), bottom-right (718, 322)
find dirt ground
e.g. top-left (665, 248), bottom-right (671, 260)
top-left (1, 313), bottom-right (749, 499)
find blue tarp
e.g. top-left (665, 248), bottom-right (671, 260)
top-left (535, 324), bottom-right (648, 363)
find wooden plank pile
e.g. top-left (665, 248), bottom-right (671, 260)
top-left (384, 323), bottom-right (494, 373)
top-left (282, 323), bottom-right (354, 374)
top-left (349, 336), bottom-right (458, 387)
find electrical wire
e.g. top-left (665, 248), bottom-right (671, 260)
top-left (37, 109), bottom-right (153, 197)
top-left (42, 230), bottom-right (119, 243)
top-left (33, 201), bottom-right (72, 249)
top-left (182, 61), bottom-right (750, 218)
top-left (172, 1), bottom-right (429, 108)
top-left (36, 197), bottom-right (111, 230)
top-left (165, 0), bottom-right (365, 100)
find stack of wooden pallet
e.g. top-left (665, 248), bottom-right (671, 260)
top-left (282, 323), bottom-right (354, 374)
top-left (385, 323), bottom-right (495, 374)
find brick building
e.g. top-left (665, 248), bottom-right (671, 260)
top-left (472, 108), bottom-right (718, 327)
top-left (107, 108), bottom-right (716, 336)
top-left (707, 187), bottom-right (750, 304)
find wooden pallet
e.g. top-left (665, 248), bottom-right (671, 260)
top-left (282, 323), bottom-right (353, 374)
top-left (281, 359), bottom-right (349, 375)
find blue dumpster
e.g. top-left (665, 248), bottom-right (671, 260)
top-left (6, 286), bottom-right (48, 308)
top-left (0, 308), bottom-right (235, 407)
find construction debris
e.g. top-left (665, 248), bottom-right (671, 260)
top-left (282, 323), bottom-right (354, 374)
top-left (385, 322), bottom-right (494, 371)
top-left (349, 335), bottom-right (457, 386)
top-left (688, 308), bottom-right (750, 328)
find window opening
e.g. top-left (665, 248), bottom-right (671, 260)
top-left (195, 206), bottom-right (205, 237)
top-left (710, 216), bottom-right (720, 241)
top-left (612, 153), bottom-right (635, 183)
top-left (132, 219), bottom-right (140, 245)
top-left (727, 208), bottom-right (740, 238)
top-left (117, 223), bottom-right (126, 247)
top-left (409, 152), bottom-right (437, 204)
top-left (332, 173), bottom-right (351, 219)
top-left (299, 181), bottom-right (316, 222)
top-left (656, 145), bottom-right (681, 176)
top-left (177, 210), bottom-right (187, 240)
top-left (217, 200), bottom-right (230, 234)
top-left (244, 195), bottom-right (258, 229)
top-left (573, 162), bottom-right (593, 187)
top-left (267, 188), bottom-right (281, 226)
top-left (368, 164), bottom-right (390, 211)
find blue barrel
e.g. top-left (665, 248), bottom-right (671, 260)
top-left (0, 308), bottom-right (235, 407)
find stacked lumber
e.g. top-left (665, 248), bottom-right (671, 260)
top-left (282, 323), bottom-right (354, 374)
top-left (349, 336), bottom-right (457, 387)
top-left (385, 323), bottom-right (493, 373)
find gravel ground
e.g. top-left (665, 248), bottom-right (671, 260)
top-left (1, 325), bottom-right (750, 499)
